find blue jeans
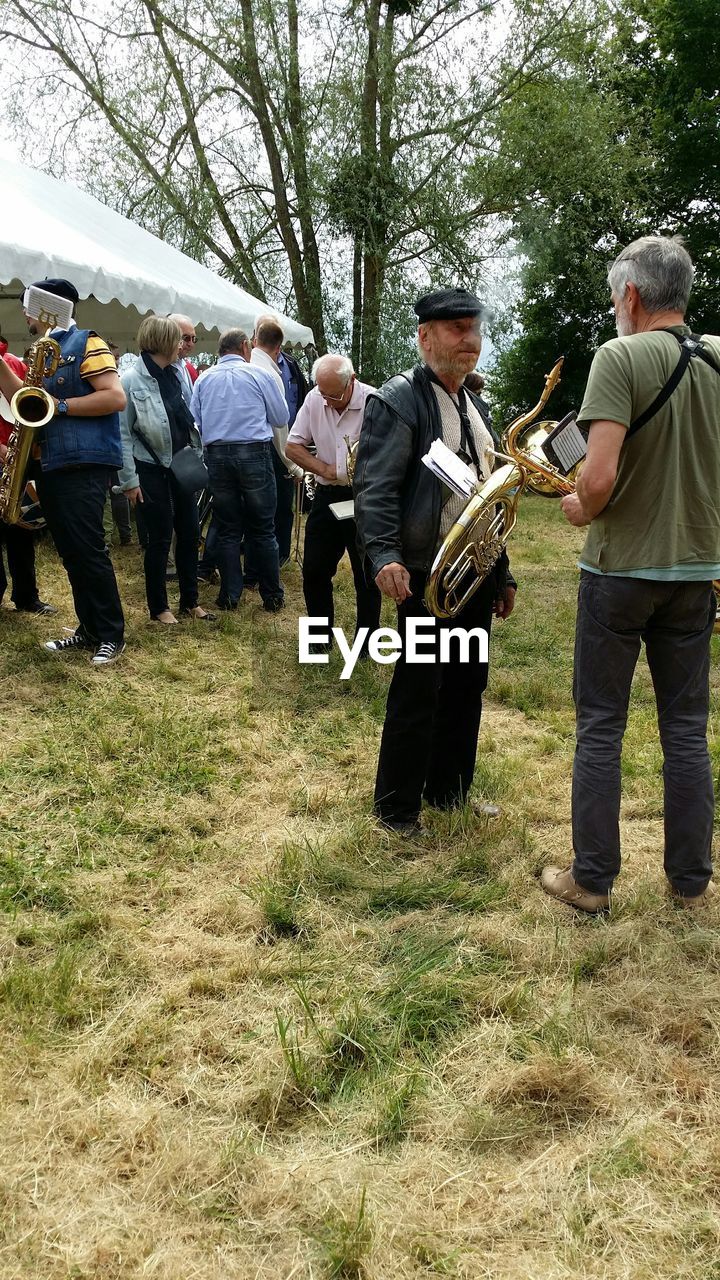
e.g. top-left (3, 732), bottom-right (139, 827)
top-left (207, 441), bottom-right (282, 607)
top-left (572, 572), bottom-right (715, 897)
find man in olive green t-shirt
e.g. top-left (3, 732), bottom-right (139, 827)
top-left (541, 235), bottom-right (720, 915)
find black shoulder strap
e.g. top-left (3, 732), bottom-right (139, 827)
top-left (628, 332), bottom-right (720, 437)
top-left (131, 423), bottom-right (165, 469)
top-left (423, 366), bottom-right (482, 469)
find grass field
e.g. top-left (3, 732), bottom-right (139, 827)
top-left (1, 496), bottom-right (719, 1279)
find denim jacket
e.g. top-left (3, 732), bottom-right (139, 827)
top-left (118, 356), bottom-right (202, 490)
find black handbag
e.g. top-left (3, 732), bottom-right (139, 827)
top-left (168, 445), bottom-right (209, 495)
top-left (132, 425), bottom-right (209, 495)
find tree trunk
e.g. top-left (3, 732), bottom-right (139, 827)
top-left (351, 241), bottom-right (363, 370)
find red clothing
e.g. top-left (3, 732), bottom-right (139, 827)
top-left (0, 349), bottom-right (28, 445)
top-left (186, 360), bottom-right (199, 384)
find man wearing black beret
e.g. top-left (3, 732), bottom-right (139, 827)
top-left (354, 286), bottom-right (517, 834)
top-left (0, 278), bottom-right (127, 664)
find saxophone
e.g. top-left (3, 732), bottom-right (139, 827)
top-left (0, 337), bottom-right (61, 525)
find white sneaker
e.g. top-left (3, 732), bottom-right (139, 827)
top-left (43, 629), bottom-right (93, 654)
top-left (92, 642), bottom-right (126, 666)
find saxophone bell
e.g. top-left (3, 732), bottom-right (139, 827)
top-left (9, 385), bottom-right (56, 428)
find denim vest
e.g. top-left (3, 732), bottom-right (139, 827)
top-left (40, 327), bottom-right (123, 472)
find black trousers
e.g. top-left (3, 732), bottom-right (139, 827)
top-left (34, 464), bottom-right (125, 645)
top-left (303, 484), bottom-right (381, 635)
top-left (136, 461), bottom-right (200, 617)
top-left (374, 569), bottom-right (497, 823)
top-left (0, 521), bottom-right (41, 609)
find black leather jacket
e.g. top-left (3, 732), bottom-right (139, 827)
top-left (354, 363), bottom-right (515, 590)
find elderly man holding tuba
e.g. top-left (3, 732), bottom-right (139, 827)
top-left (354, 288), bottom-right (516, 835)
top-left (543, 236), bottom-right (720, 914)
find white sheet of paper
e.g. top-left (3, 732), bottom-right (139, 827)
top-left (550, 418), bottom-right (587, 472)
top-left (422, 438), bottom-right (478, 498)
top-left (23, 286), bottom-right (73, 332)
top-left (329, 499), bottom-right (355, 521)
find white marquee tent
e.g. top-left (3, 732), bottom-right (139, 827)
top-left (0, 161), bottom-right (315, 354)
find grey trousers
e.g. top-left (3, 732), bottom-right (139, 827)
top-left (571, 571), bottom-right (715, 896)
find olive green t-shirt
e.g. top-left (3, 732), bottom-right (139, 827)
top-left (578, 326), bottom-right (720, 577)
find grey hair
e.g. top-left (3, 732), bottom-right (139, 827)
top-left (607, 235), bottom-right (694, 314)
top-left (218, 327), bottom-right (249, 356)
top-left (312, 353), bottom-right (354, 385)
top-left (415, 320), bottom-right (438, 361)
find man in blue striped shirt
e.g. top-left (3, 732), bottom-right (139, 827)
top-left (191, 328), bottom-right (289, 611)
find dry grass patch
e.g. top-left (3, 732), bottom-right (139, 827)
top-left (1, 506), bottom-right (720, 1277)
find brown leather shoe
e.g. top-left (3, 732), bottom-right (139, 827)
top-left (669, 880), bottom-right (715, 909)
top-left (541, 866), bottom-right (610, 914)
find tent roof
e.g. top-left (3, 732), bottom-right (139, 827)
top-left (0, 161), bottom-right (314, 353)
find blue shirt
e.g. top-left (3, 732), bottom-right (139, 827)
top-left (191, 355), bottom-right (289, 445)
top-left (277, 351), bottom-right (299, 426)
top-left (579, 561), bottom-right (720, 581)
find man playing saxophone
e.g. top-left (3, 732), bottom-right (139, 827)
top-left (354, 288), bottom-right (516, 835)
top-left (0, 278), bottom-right (127, 665)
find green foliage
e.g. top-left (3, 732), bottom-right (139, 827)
top-left (313, 1188), bottom-right (373, 1278)
top-left (491, 0), bottom-right (720, 416)
top-left (366, 874), bottom-right (506, 916)
top-left (246, 844), bottom-right (308, 939)
top-left (0, 944), bottom-right (104, 1033)
top-left (372, 1071), bottom-right (420, 1146)
top-left (0, 849), bottom-right (72, 916)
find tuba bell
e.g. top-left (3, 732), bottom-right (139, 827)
top-left (0, 336), bottom-right (61, 526)
top-left (502, 357), bottom-right (580, 497)
top-left (424, 359), bottom-right (566, 619)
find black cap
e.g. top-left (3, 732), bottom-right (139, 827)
top-left (414, 287), bottom-right (484, 324)
top-left (31, 278), bottom-right (80, 305)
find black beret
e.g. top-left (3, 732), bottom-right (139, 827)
top-left (31, 278), bottom-right (80, 305)
top-left (414, 287), bottom-right (484, 323)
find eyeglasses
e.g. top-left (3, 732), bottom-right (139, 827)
top-left (321, 376), bottom-right (354, 404)
top-left (181, 333), bottom-right (197, 344)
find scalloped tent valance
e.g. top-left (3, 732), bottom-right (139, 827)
top-left (0, 161), bottom-right (314, 354)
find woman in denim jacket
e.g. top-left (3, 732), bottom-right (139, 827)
top-left (119, 316), bottom-right (212, 624)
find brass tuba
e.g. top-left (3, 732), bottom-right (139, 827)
top-left (345, 434), bottom-right (359, 486)
top-left (425, 359), bottom-right (566, 619)
top-left (502, 357), bottom-right (577, 497)
top-left (0, 336), bottom-right (61, 526)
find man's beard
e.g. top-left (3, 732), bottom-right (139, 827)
top-left (431, 350), bottom-right (479, 379)
top-left (615, 302), bottom-right (634, 338)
